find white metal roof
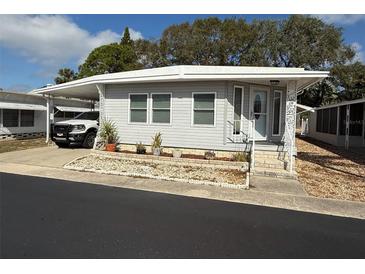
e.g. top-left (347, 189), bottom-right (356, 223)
top-left (55, 105), bottom-right (93, 112)
top-left (297, 103), bottom-right (315, 113)
top-left (314, 97), bottom-right (365, 110)
top-left (31, 65), bottom-right (330, 100)
top-left (0, 102), bottom-right (47, 111)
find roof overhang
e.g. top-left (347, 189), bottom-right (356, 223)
top-left (31, 65), bottom-right (330, 100)
top-left (0, 102), bottom-right (46, 111)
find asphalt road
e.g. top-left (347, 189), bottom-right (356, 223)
top-left (1, 172), bottom-right (365, 258)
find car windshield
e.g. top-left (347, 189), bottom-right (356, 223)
top-left (75, 111), bottom-right (99, 120)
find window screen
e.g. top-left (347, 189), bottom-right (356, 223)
top-left (20, 110), bottom-right (34, 127)
top-left (3, 109), bottom-right (19, 127)
top-left (152, 94), bottom-right (171, 124)
top-left (193, 93), bottom-right (215, 125)
top-left (316, 109), bottom-right (323, 132)
top-left (339, 105), bottom-right (347, 135)
top-left (129, 94), bottom-right (148, 123)
top-left (272, 91), bottom-right (281, 135)
top-left (349, 103), bottom-right (363, 136)
top-left (329, 107), bottom-right (338, 135)
top-left (323, 108), bottom-right (330, 133)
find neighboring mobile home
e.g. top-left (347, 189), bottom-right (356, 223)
top-left (307, 98), bottom-right (365, 148)
top-left (32, 65), bottom-right (329, 177)
top-left (0, 91), bottom-right (95, 140)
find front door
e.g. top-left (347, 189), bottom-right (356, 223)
top-left (250, 88), bottom-right (269, 140)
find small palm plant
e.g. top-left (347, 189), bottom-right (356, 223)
top-left (151, 132), bottom-right (163, 156)
top-left (99, 119), bottom-right (119, 151)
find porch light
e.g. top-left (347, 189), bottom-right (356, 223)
top-left (270, 80), bottom-right (280, 86)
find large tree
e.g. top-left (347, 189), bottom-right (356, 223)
top-left (54, 68), bottom-right (77, 84)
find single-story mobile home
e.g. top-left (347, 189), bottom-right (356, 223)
top-left (32, 65), bottom-right (329, 177)
top-left (0, 91), bottom-right (95, 140)
top-left (307, 98), bottom-right (365, 148)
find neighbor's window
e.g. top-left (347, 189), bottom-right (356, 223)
top-left (20, 110), bottom-right (34, 127)
top-left (3, 109), bottom-right (19, 127)
top-left (152, 94), bottom-right (171, 124)
top-left (193, 93), bottom-right (215, 126)
top-left (272, 90), bottom-right (282, 135)
top-left (129, 94), bottom-right (148, 123)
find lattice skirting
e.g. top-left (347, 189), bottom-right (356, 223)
top-left (0, 132), bottom-right (45, 141)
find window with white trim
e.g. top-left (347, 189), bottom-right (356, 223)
top-left (193, 93), bottom-right (215, 126)
top-left (3, 109), bottom-right (19, 127)
top-left (151, 93), bottom-right (171, 124)
top-left (129, 94), bottom-right (148, 123)
top-left (20, 110), bottom-right (34, 127)
top-left (272, 90), bottom-right (282, 135)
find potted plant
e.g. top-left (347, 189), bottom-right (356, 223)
top-left (172, 149), bottom-right (182, 158)
top-left (151, 132), bottom-right (162, 156)
top-left (136, 142), bottom-right (146, 154)
top-left (99, 119), bottom-right (119, 152)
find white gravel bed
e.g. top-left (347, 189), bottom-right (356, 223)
top-left (65, 154), bottom-right (247, 188)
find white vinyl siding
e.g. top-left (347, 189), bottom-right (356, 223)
top-left (151, 93), bottom-right (171, 124)
top-left (129, 93), bottom-right (148, 123)
top-left (104, 81), bottom-right (287, 151)
top-left (192, 92), bottom-right (216, 126)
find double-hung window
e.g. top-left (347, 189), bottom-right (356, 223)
top-left (151, 93), bottom-right (171, 124)
top-left (129, 94), bottom-right (148, 123)
top-left (20, 110), bottom-right (34, 127)
top-left (192, 93), bottom-right (215, 126)
top-left (3, 109), bottom-right (19, 127)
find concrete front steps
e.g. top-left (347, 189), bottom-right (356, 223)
top-left (251, 150), bottom-right (297, 179)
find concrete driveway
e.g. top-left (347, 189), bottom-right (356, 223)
top-left (0, 145), bottom-right (90, 168)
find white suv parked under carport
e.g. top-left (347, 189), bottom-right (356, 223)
top-left (51, 111), bottom-right (99, 148)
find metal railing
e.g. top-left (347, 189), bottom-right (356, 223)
top-left (250, 119), bottom-right (255, 172)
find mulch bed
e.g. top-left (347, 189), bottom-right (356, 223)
top-left (296, 136), bottom-right (365, 202)
top-left (0, 138), bottom-right (48, 154)
top-left (120, 150), bottom-right (235, 161)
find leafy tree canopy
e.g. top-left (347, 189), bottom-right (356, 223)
top-left (54, 68), bottom-right (77, 84)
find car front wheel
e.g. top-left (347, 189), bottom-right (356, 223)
top-left (83, 132), bottom-right (96, 148)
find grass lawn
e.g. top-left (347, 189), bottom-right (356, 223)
top-left (296, 136), bottom-right (365, 202)
top-left (0, 138), bottom-right (48, 154)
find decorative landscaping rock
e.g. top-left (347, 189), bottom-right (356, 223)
top-left (64, 154), bottom-right (248, 189)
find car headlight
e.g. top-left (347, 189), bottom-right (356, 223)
top-left (71, 125), bottom-right (86, 132)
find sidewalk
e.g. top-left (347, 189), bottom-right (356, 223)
top-left (1, 161), bottom-right (364, 220)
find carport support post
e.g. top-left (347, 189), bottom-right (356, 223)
top-left (93, 84), bottom-right (105, 150)
top-left (46, 95), bottom-right (51, 143)
top-left (345, 104), bottom-right (350, 150)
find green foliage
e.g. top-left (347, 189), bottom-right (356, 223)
top-left (135, 142), bottom-right (146, 154)
top-left (54, 68), bottom-right (77, 84)
top-left (57, 16), bottom-right (361, 106)
top-left (78, 43), bottom-right (141, 78)
top-left (99, 119), bottom-right (119, 144)
top-left (232, 152), bottom-right (248, 162)
top-left (121, 27), bottom-right (133, 46)
top-left (151, 132), bottom-right (162, 149)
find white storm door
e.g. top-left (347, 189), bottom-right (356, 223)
top-left (250, 88), bottom-right (269, 140)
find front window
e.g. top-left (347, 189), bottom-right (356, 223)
top-left (20, 110), bottom-right (34, 127)
top-left (193, 93), bottom-right (215, 126)
top-left (75, 111), bottom-right (99, 120)
top-left (129, 94), bottom-right (148, 123)
top-left (151, 94), bottom-right (171, 124)
top-left (3, 109), bottom-right (19, 127)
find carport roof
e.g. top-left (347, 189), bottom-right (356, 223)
top-left (31, 65), bottom-right (330, 100)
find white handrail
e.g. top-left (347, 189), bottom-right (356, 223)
top-left (251, 119), bottom-right (255, 172)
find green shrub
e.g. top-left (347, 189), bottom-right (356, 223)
top-left (99, 119), bottom-right (119, 144)
top-left (135, 142), bottom-right (146, 154)
top-left (151, 132), bottom-right (162, 149)
top-left (232, 152), bottom-right (248, 162)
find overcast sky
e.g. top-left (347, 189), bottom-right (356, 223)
top-left (1, 14), bottom-right (364, 92)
